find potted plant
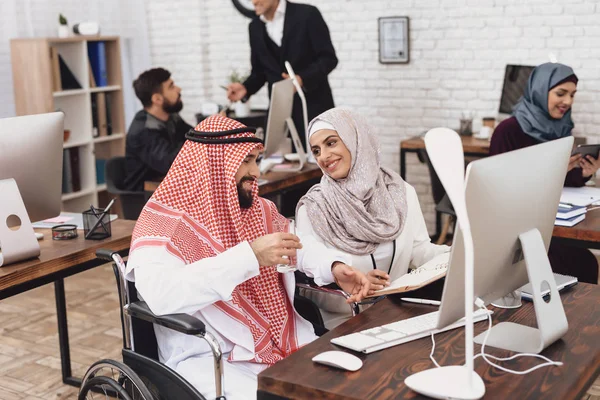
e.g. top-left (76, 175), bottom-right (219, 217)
top-left (228, 69), bottom-right (250, 117)
top-left (58, 14), bottom-right (69, 38)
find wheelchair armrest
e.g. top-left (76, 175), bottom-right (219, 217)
top-left (125, 301), bottom-right (206, 336)
top-left (96, 248), bottom-right (118, 261)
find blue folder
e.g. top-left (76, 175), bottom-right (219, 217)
top-left (88, 41), bottom-right (108, 87)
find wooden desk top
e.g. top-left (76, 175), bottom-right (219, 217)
top-left (144, 164), bottom-right (323, 196)
top-left (258, 284), bottom-right (600, 400)
top-left (553, 208), bottom-right (600, 244)
top-left (0, 219), bottom-right (135, 293)
top-left (401, 136), bottom-right (490, 155)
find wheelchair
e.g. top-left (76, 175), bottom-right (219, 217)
top-left (78, 249), bottom-right (361, 400)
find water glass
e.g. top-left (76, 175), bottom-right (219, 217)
top-left (276, 218), bottom-right (297, 273)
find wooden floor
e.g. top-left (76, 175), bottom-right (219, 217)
top-left (0, 264), bottom-right (598, 399)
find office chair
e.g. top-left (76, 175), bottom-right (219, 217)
top-left (105, 157), bottom-right (147, 220)
top-left (417, 149), bottom-right (456, 245)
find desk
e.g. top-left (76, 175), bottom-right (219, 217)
top-left (144, 164), bottom-right (323, 197)
top-left (0, 220), bottom-right (135, 388)
top-left (553, 209), bottom-right (600, 249)
top-left (400, 136), bottom-right (490, 180)
top-left (258, 284), bottom-right (600, 399)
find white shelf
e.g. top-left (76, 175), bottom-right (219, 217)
top-left (64, 139), bottom-right (92, 149)
top-left (93, 133), bottom-right (125, 143)
top-left (97, 183), bottom-right (107, 191)
top-left (53, 88), bottom-right (87, 97)
top-left (62, 187), bottom-right (95, 201)
top-left (90, 85), bottom-right (121, 93)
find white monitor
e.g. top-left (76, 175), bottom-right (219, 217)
top-left (438, 136), bottom-right (572, 353)
top-left (0, 112), bottom-right (64, 222)
top-left (260, 79), bottom-right (307, 173)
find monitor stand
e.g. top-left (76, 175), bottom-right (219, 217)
top-left (474, 228), bottom-right (568, 353)
top-left (0, 179), bottom-right (40, 266)
top-left (270, 117), bottom-right (307, 173)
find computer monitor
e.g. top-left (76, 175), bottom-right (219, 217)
top-left (0, 112), bottom-right (63, 222)
top-left (438, 136), bottom-right (572, 352)
top-left (498, 64), bottom-right (535, 115)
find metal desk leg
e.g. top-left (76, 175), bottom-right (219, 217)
top-left (400, 149), bottom-right (407, 180)
top-left (55, 279), bottom-right (82, 387)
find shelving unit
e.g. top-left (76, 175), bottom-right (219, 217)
top-left (10, 36), bottom-right (125, 212)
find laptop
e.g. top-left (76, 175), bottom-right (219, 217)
top-left (519, 273), bottom-right (578, 301)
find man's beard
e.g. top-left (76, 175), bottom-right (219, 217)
top-left (162, 97), bottom-right (183, 113)
top-left (237, 177), bottom-right (255, 209)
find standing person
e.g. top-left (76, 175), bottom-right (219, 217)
top-left (125, 68), bottom-right (192, 191)
top-left (227, 0), bottom-right (338, 150)
top-left (126, 115), bottom-right (370, 399)
top-left (490, 62), bottom-right (599, 284)
top-left (296, 108), bottom-right (450, 329)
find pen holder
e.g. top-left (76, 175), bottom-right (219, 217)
top-left (82, 207), bottom-right (111, 240)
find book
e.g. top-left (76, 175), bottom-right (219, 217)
top-left (556, 203), bottom-right (586, 220)
top-left (105, 93), bottom-right (113, 135)
top-left (88, 59), bottom-right (97, 88)
top-left (519, 273), bottom-right (577, 301)
top-left (50, 47), bottom-right (62, 91)
top-left (366, 252), bottom-right (450, 298)
top-left (58, 55), bottom-right (82, 89)
top-left (69, 147), bottom-right (81, 192)
top-left (91, 93), bottom-right (99, 137)
top-left (96, 92), bottom-right (108, 136)
top-left (554, 213), bottom-right (585, 227)
top-left (87, 41), bottom-right (108, 86)
top-left (61, 149), bottom-right (72, 193)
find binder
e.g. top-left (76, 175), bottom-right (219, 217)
top-left (50, 47), bottom-right (62, 91)
top-left (96, 92), bottom-right (108, 136)
top-left (69, 147), bottom-right (81, 193)
top-left (87, 41), bottom-right (108, 87)
top-left (105, 94), bottom-right (113, 135)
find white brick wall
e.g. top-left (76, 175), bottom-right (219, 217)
top-left (146, 0), bottom-right (600, 232)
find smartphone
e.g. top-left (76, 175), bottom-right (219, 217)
top-left (572, 144), bottom-right (600, 159)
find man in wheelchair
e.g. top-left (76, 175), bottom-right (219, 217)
top-left (121, 115), bottom-right (370, 399)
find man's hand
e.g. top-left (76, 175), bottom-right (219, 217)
top-left (568, 154), bottom-right (582, 172)
top-left (227, 82), bottom-right (247, 102)
top-left (331, 262), bottom-right (371, 304)
top-left (281, 73), bottom-right (303, 92)
top-left (250, 233), bottom-right (302, 266)
top-left (580, 155), bottom-right (600, 178)
top-left (366, 269), bottom-right (390, 293)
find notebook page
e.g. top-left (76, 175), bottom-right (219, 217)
top-left (373, 252), bottom-right (450, 294)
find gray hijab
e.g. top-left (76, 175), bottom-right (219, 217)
top-left (513, 62), bottom-right (577, 142)
top-left (296, 108), bottom-right (408, 255)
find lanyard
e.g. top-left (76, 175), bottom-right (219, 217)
top-left (369, 240), bottom-right (396, 275)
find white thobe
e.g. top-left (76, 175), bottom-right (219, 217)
top-left (126, 236), bottom-right (346, 399)
top-left (296, 182), bottom-right (451, 329)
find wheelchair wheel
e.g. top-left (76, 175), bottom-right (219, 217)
top-left (78, 359), bottom-right (155, 400)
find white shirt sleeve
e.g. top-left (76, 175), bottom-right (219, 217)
top-left (405, 185), bottom-right (451, 268)
top-left (128, 241), bottom-right (260, 316)
top-left (296, 205), bottom-right (352, 286)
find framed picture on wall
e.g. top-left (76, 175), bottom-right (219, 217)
top-left (378, 16), bottom-right (410, 64)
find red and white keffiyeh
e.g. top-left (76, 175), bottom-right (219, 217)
top-left (131, 115), bottom-right (299, 365)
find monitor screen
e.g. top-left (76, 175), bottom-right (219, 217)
top-left (498, 65), bottom-right (535, 114)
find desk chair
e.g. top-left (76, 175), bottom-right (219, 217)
top-left (105, 156), bottom-right (147, 220)
top-left (417, 149), bottom-right (456, 245)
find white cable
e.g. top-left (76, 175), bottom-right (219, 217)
top-left (428, 301), bottom-right (563, 375)
top-left (429, 332), bottom-right (441, 368)
top-left (476, 303), bottom-right (563, 375)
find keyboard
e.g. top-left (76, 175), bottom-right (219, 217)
top-left (331, 308), bottom-right (492, 354)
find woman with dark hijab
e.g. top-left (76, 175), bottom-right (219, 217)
top-left (490, 62), bottom-right (599, 284)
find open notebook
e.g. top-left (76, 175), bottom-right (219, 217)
top-left (366, 252), bottom-right (450, 298)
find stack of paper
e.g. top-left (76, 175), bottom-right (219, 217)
top-left (555, 202), bottom-right (586, 227)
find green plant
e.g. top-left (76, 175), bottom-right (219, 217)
top-left (228, 69), bottom-right (248, 84)
top-left (59, 14), bottom-right (68, 26)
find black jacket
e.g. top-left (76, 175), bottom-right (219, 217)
top-left (124, 110), bottom-right (192, 191)
top-left (243, 1), bottom-right (338, 145)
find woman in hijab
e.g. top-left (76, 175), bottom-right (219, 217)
top-left (296, 108), bottom-right (450, 329)
top-left (490, 62), bottom-right (599, 284)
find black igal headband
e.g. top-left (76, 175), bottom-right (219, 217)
top-left (185, 127), bottom-right (263, 144)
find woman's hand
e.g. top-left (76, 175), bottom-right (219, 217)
top-left (366, 270), bottom-right (390, 294)
top-left (580, 155), bottom-right (600, 178)
top-left (331, 262), bottom-right (371, 304)
top-left (568, 154), bottom-right (582, 172)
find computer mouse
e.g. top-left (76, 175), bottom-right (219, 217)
top-left (312, 350), bottom-right (363, 372)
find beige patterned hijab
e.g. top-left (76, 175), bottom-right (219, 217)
top-left (297, 108), bottom-right (408, 255)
